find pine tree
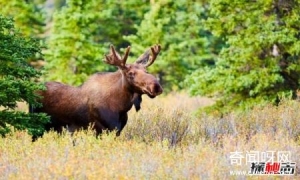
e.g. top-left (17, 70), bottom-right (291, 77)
top-left (186, 0), bottom-right (300, 114)
top-left (44, 0), bottom-right (149, 85)
top-left (44, 0), bottom-right (107, 85)
top-left (126, 0), bottom-right (214, 91)
top-left (0, 0), bottom-right (46, 37)
top-left (0, 15), bottom-right (48, 136)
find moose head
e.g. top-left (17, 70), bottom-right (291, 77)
top-left (104, 44), bottom-right (163, 98)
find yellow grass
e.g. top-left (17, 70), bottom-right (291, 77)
top-left (0, 92), bottom-right (299, 179)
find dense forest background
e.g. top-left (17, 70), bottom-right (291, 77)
top-left (1, 0), bottom-right (300, 134)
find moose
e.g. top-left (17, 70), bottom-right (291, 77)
top-left (32, 45), bottom-right (163, 136)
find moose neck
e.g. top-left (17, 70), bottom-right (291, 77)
top-left (109, 70), bottom-right (137, 110)
top-left (118, 69), bottom-right (130, 91)
top-left (103, 71), bottom-right (134, 99)
top-left (81, 70), bottom-right (139, 112)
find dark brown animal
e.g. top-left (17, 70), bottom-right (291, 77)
top-left (33, 45), bottom-right (163, 136)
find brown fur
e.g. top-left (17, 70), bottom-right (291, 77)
top-left (33, 45), bottom-right (162, 136)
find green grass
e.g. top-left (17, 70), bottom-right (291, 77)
top-left (0, 93), bottom-right (299, 179)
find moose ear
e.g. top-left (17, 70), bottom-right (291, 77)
top-left (135, 44), bottom-right (161, 68)
top-left (135, 51), bottom-right (150, 66)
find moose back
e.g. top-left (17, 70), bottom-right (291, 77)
top-left (32, 45), bottom-right (163, 136)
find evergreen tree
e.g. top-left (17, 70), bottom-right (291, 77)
top-left (186, 0), bottom-right (300, 114)
top-left (0, 0), bottom-right (47, 69)
top-left (44, 0), bottom-right (106, 85)
top-left (126, 0), bottom-right (214, 91)
top-left (0, 0), bottom-right (46, 37)
top-left (44, 0), bottom-right (149, 85)
top-left (90, 0), bottom-right (149, 48)
top-left (0, 15), bottom-right (48, 136)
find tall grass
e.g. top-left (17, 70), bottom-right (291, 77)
top-left (0, 93), bottom-right (299, 179)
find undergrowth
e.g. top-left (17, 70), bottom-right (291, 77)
top-left (0, 93), bottom-right (299, 179)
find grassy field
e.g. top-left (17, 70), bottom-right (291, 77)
top-left (0, 93), bottom-right (299, 179)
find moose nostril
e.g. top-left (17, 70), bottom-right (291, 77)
top-left (154, 83), bottom-right (163, 94)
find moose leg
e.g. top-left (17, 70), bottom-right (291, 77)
top-left (88, 100), bottom-right (105, 135)
top-left (117, 112), bottom-right (128, 136)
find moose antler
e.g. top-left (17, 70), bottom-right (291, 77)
top-left (104, 45), bottom-right (131, 69)
top-left (136, 44), bottom-right (161, 68)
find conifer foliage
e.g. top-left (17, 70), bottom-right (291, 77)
top-left (186, 0), bottom-right (300, 113)
top-left (0, 15), bottom-right (48, 136)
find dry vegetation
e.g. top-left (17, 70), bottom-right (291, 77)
top-left (0, 93), bottom-right (300, 179)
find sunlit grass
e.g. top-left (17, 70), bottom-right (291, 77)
top-left (1, 93), bottom-right (299, 179)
